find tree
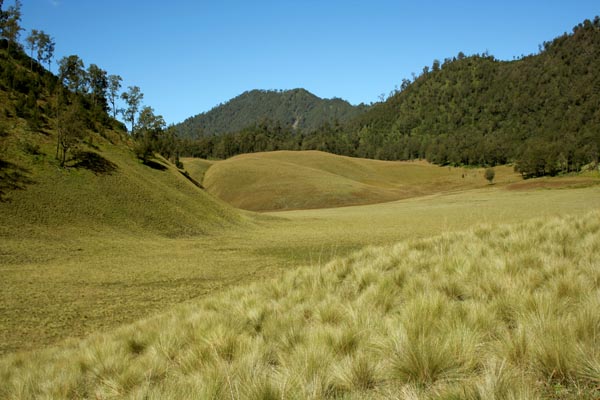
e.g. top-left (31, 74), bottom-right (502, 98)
top-left (120, 85), bottom-right (143, 135)
top-left (484, 167), bottom-right (495, 184)
top-left (107, 74), bottom-right (122, 118)
top-left (87, 64), bottom-right (108, 110)
top-left (25, 29), bottom-right (39, 70)
top-left (58, 55), bottom-right (86, 93)
top-left (56, 105), bottom-right (85, 167)
top-left (1, 0), bottom-right (22, 52)
top-left (134, 106), bottom-right (165, 162)
top-left (39, 33), bottom-right (55, 72)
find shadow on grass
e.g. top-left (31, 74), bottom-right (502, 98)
top-left (179, 170), bottom-right (204, 189)
top-left (143, 159), bottom-right (168, 171)
top-left (71, 151), bottom-right (118, 175)
top-left (0, 159), bottom-right (35, 202)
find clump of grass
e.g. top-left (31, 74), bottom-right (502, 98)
top-left (1, 211), bottom-right (600, 399)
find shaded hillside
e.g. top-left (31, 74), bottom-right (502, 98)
top-left (202, 150), bottom-right (520, 211)
top-left (175, 88), bottom-right (368, 138)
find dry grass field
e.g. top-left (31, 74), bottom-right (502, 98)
top-left (201, 150), bottom-right (521, 211)
top-left (2, 128), bottom-right (600, 399)
top-left (1, 210), bottom-right (599, 399)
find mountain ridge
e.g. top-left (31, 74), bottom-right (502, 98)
top-left (174, 88), bottom-right (369, 138)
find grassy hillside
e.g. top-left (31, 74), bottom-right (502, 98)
top-left (0, 104), bottom-right (245, 355)
top-left (202, 150), bottom-right (521, 211)
top-left (2, 211), bottom-right (599, 399)
top-left (0, 125), bottom-right (241, 238)
top-left (180, 157), bottom-right (213, 185)
top-left (175, 88), bottom-right (368, 138)
top-left (3, 157), bottom-right (599, 357)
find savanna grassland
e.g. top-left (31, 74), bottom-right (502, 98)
top-left (1, 208), bottom-right (600, 399)
top-left (2, 9), bottom-right (600, 399)
top-left (199, 151), bottom-right (520, 211)
top-left (3, 138), bottom-right (600, 359)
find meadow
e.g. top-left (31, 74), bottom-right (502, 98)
top-left (199, 151), bottom-right (520, 211)
top-left (1, 208), bottom-right (599, 399)
top-left (2, 134), bottom-right (600, 399)
top-left (1, 160), bottom-right (599, 357)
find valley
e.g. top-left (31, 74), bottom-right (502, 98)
top-left (1, 5), bottom-right (599, 397)
top-left (2, 151), bottom-right (599, 356)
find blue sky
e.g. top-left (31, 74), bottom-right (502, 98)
top-left (20, 0), bottom-right (600, 125)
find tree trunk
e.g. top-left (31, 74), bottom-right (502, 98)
top-left (61, 145), bottom-right (67, 167)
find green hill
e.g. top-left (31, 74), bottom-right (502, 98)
top-left (174, 88), bottom-right (368, 138)
top-left (345, 17), bottom-right (600, 175)
top-left (0, 43), bottom-right (244, 354)
top-left (177, 18), bottom-right (600, 177)
top-left (201, 150), bottom-right (521, 211)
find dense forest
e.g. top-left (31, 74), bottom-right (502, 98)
top-left (180, 18), bottom-right (600, 177)
top-left (175, 88), bottom-right (368, 138)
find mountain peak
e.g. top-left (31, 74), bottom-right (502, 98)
top-left (175, 88), bottom-right (366, 138)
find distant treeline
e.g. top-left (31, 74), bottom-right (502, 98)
top-left (181, 17), bottom-right (600, 178)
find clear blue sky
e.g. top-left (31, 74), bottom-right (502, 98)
top-left (20, 0), bottom-right (600, 125)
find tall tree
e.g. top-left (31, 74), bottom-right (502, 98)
top-left (120, 85), bottom-right (143, 135)
top-left (25, 29), bottom-right (39, 70)
top-left (107, 74), bottom-right (122, 119)
top-left (1, 0), bottom-right (22, 52)
top-left (87, 64), bottom-right (108, 110)
top-left (40, 33), bottom-right (55, 72)
top-left (58, 55), bottom-right (86, 93)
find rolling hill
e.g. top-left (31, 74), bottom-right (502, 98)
top-left (201, 150), bottom-right (520, 211)
top-left (174, 88), bottom-right (368, 138)
top-left (176, 18), bottom-right (600, 177)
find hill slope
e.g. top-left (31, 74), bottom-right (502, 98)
top-left (178, 18), bottom-right (600, 174)
top-left (0, 45), bottom-right (246, 354)
top-left (2, 211), bottom-right (599, 399)
top-left (201, 150), bottom-right (520, 211)
top-left (175, 88), bottom-right (368, 138)
top-left (346, 18), bottom-right (600, 174)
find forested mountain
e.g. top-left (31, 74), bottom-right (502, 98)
top-left (181, 18), bottom-right (600, 177)
top-left (347, 17), bottom-right (600, 177)
top-left (175, 88), bottom-right (368, 138)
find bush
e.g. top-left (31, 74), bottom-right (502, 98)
top-left (485, 167), bottom-right (495, 184)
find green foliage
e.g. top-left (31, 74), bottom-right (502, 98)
top-left (179, 18), bottom-right (600, 177)
top-left (56, 104), bottom-right (86, 166)
top-left (120, 85), bottom-right (143, 134)
top-left (347, 18), bottom-right (600, 175)
top-left (57, 54), bottom-right (85, 93)
top-left (0, 0), bottom-right (22, 51)
top-left (175, 88), bottom-right (368, 139)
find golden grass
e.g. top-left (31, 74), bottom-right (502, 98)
top-left (2, 167), bottom-right (600, 355)
top-left (2, 127), bottom-right (600, 366)
top-left (1, 211), bottom-right (599, 399)
top-left (202, 150), bottom-right (521, 211)
top-left (180, 157), bottom-right (213, 184)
